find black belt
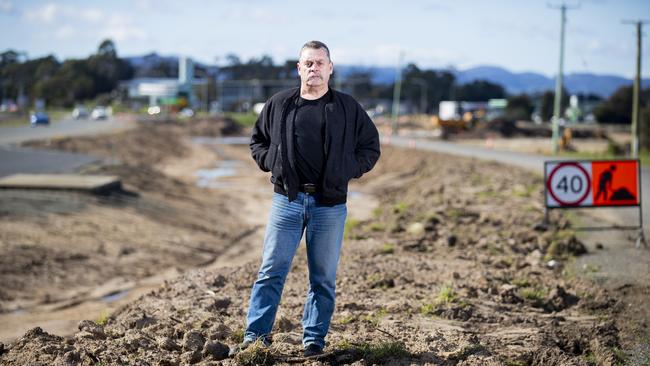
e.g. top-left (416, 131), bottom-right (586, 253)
top-left (299, 183), bottom-right (320, 194)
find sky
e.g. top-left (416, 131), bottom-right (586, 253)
top-left (1, 0), bottom-right (649, 78)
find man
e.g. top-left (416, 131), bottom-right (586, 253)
top-left (230, 41), bottom-right (380, 357)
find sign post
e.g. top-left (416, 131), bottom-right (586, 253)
top-left (544, 159), bottom-right (646, 248)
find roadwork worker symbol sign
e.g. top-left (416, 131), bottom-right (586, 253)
top-left (545, 160), bottom-right (640, 208)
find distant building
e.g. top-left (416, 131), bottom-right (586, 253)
top-left (120, 56), bottom-right (205, 108)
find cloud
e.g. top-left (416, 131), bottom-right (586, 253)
top-left (23, 3), bottom-right (104, 24)
top-left (0, 0), bottom-right (13, 14)
top-left (100, 15), bottom-right (149, 42)
top-left (22, 3), bottom-right (150, 43)
top-left (24, 2), bottom-right (59, 23)
top-left (54, 25), bottom-right (76, 39)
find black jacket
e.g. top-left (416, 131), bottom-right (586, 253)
top-left (250, 87), bottom-right (380, 205)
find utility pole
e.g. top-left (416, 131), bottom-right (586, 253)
top-left (410, 77), bottom-right (428, 114)
top-left (622, 20), bottom-right (649, 158)
top-left (548, 2), bottom-right (579, 154)
top-left (391, 52), bottom-right (404, 136)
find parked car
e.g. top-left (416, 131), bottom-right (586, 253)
top-left (91, 106), bottom-right (108, 120)
top-left (147, 105), bottom-right (161, 115)
top-left (30, 112), bottom-right (49, 126)
top-left (179, 108), bottom-right (194, 118)
top-left (72, 106), bottom-right (89, 119)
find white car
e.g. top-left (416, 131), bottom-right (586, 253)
top-left (72, 106), bottom-right (89, 119)
top-left (91, 106), bottom-right (108, 120)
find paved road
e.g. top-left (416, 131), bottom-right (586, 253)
top-left (0, 116), bottom-right (133, 177)
top-left (0, 146), bottom-right (101, 178)
top-left (0, 116), bottom-right (133, 146)
top-left (384, 134), bottom-right (649, 238)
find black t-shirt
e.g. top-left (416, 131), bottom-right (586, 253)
top-left (293, 90), bottom-right (330, 185)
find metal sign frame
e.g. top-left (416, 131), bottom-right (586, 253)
top-left (543, 158), bottom-right (646, 248)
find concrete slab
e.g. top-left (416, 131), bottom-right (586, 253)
top-left (0, 174), bottom-right (121, 194)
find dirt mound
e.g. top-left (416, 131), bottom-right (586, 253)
top-left (2, 142), bottom-right (630, 365)
top-left (0, 120), bottom-right (250, 340)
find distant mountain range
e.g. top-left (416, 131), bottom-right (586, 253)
top-left (125, 54), bottom-right (648, 98)
top-left (336, 64), bottom-right (650, 98)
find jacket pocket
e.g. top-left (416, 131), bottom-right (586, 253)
top-left (264, 143), bottom-right (279, 171)
top-left (345, 153), bottom-right (361, 180)
top-left (270, 143), bottom-right (282, 178)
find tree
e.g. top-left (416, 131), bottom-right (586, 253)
top-left (97, 39), bottom-right (117, 58)
top-left (344, 71), bottom-right (374, 100)
top-left (538, 89), bottom-right (569, 122)
top-left (0, 50), bottom-right (23, 67)
top-left (506, 94), bottom-right (534, 121)
top-left (87, 39), bottom-right (133, 95)
top-left (402, 64), bottom-right (455, 113)
top-left (593, 85), bottom-right (650, 124)
top-left (453, 80), bottom-right (505, 102)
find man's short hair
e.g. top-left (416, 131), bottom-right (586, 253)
top-left (300, 41), bottom-right (331, 60)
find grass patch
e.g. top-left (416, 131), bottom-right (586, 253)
top-left (334, 341), bottom-right (410, 364)
top-left (378, 242), bottom-right (395, 254)
top-left (392, 201), bottom-right (409, 215)
top-left (559, 149), bottom-right (650, 167)
top-left (420, 303), bottom-right (436, 316)
top-left (362, 307), bottom-right (387, 327)
top-left (447, 208), bottom-right (463, 220)
top-left (504, 359), bottom-right (528, 366)
top-left (561, 255), bottom-right (578, 279)
top-left (582, 263), bottom-right (601, 273)
top-left (519, 287), bottom-right (547, 301)
top-left (234, 339), bottom-right (274, 366)
top-left (230, 327), bottom-right (245, 343)
top-left (336, 314), bottom-right (357, 325)
top-left (95, 310), bottom-right (110, 326)
top-left (477, 189), bottom-right (499, 200)
top-left (372, 207), bottom-right (383, 217)
top-left (224, 112), bottom-right (258, 127)
top-left (487, 243), bottom-right (503, 255)
top-left (344, 218), bottom-right (361, 239)
top-left (368, 222), bottom-right (386, 232)
top-left (436, 284), bottom-right (456, 304)
top-left (361, 341), bottom-right (409, 364)
top-left (511, 278), bottom-right (530, 287)
top-left (512, 183), bottom-right (537, 198)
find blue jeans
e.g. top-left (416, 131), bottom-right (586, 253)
top-left (244, 192), bottom-right (347, 348)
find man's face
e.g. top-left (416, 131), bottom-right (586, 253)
top-left (297, 47), bottom-right (333, 88)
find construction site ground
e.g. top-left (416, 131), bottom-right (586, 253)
top-left (0, 118), bottom-right (648, 365)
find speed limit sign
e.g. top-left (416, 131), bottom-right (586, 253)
top-left (544, 159), bottom-right (645, 247)
top-left (546, 162), bottom-right (592, 206)
top-left (544, 160), bottom-right (640, 208)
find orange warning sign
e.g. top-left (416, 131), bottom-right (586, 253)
top-left (591, 160), bottom-right (639, 206)
top-left (545, 159), bottom-right (640, 208)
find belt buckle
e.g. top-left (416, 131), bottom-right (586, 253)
top-left (303, 184), bottom-right (317, 194)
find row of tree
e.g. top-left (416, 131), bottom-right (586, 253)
top-left (1, 40), bottom-right (133, 108)
top-left (1, 40), bottom-right (648, 127)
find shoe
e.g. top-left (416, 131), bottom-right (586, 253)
top-left (228, 338), bottom-right (271, 357)
top-left (304, 343), bottom-right (323, 357)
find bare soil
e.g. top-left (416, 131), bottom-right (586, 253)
top-left (0, 118), bottom-right (648, 365)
